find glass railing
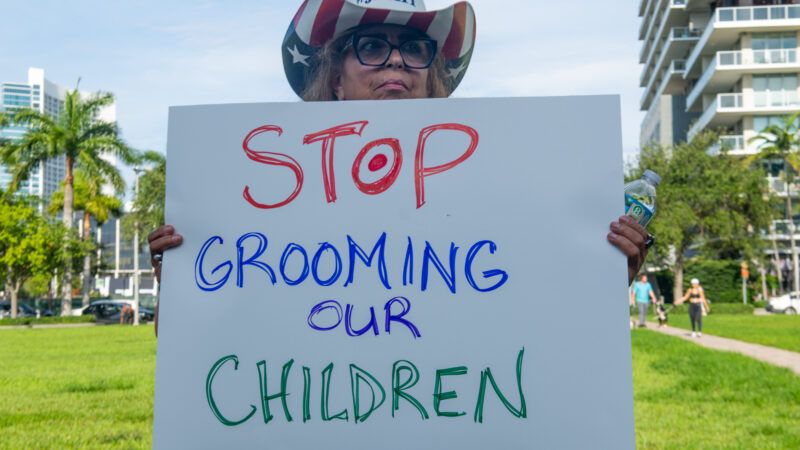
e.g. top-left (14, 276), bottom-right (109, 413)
top-left (719, 135), bottom-right (744, 150)
top-left (717, 49), bottom-right (797, 66)
top-left (672, 59), bottom-right (686, 71)
top-left (767, 178), bottom-right (800, 196)
top-left (768, 220), bottom-right (800, 236)
top-left (672, 27), bottom-right (701, 39)
top-left (717, 5), bottom-right (800, 22)
top-left (719, 93), bottom-right (743, 108)
top-left (753, 91), bottom-right (800, 108)
top-left (718, 50), bottom-right (742, 66)
top-left (753, 48), bottom-right (798, 64)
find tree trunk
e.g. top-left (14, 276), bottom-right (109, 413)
top-left (772, 233), bottom-right (783, 295)
top-left (62, 155), bottom-right (74, 316)
top-left (673, 255), bottom-right (684, 304)
top-left (7, 274), bottom-right (18, 319)
top-left (82, 211), bottom-right (92, 308)
top-left (786, 181), bottom-right (800, 293)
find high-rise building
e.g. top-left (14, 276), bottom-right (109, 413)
top-left (0, 67), bottom-right (117, 202)
top-left (639, 2), bottom-right (800, 286)
top-left (639, 1), bottom-right (799, 154)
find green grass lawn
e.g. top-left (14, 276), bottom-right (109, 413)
top-left (666, 313), bottom-right (800, 353)
top-left (632, 330), bottom-right (800, 449)
top-left (1, 326), bottom-right (799, 449)
top-left (0, 326), bottom-right (155, 449)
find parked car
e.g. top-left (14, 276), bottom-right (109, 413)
top-left (0, 302), bottom-right (36, 319)
top-left (767, 292), bottom-right (800, 315)
top-left (82, 300), bottom-right (154, 324)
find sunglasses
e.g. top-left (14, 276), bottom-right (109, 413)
top-left (347, 34), bottom-right (438, 69)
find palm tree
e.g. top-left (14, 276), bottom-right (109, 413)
top-left (747, 112), bottom-right (800, 293)
top-left (0, 89), bottom-right (135, 315)
top-left (50, 157), bottom-right (124, 307)
top-left (123, 151), bottom-right (166, 246)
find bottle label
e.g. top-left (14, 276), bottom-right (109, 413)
top-left (625, 194), bottom-right (654, 228)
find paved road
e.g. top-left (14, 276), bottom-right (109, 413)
top-left (645, 322), bottom-right (800, 376)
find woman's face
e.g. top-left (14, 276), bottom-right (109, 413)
top-left (334, 25), bottom-right (431, 101)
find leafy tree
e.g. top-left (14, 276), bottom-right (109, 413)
top-left (746, 112), bottom-right (800, 293)
top-left (50, 161), bottom-right (123, 307)
top-left (633, 131), bottom-right (775, 302)
top-left (0, 89), bottom-right (135, 315)
top-left (0, 194), bottom-right (79, 318)
top-left (123, 150), bottom-right (166, 246)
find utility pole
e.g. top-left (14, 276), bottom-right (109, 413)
top-left (133, 168), bottom-right (143, 326)
top-left (741, 261), bottom-right (749, 305)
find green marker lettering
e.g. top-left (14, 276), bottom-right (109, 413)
top-left (321, 363), bottom-right (349, 422)
top-left (350, 364), bottom-right (386, 423)
top-left (303, 366), bottom-right (311, 423)
top-left (433, 366), bottom-right (468, 417)
top-left (474, 348), bottom-right (527, 423)
top-left (205, 354), bottom-right (256, 426)
top-left (256, 359), bottom-right (294, 424)
top-left (392, 360), bottom-right (429, 419)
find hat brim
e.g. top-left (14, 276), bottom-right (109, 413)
top-left (283, 0), bottom-right (475, 99)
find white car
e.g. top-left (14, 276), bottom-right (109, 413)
top-left (767, 292), bottom-right (800, 315)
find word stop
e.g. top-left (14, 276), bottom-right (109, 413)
top-left (241, 121), bottom-right (479, 209)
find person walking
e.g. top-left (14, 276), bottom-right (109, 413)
top-left (681, 278), bottom-right (710, 337)
top-left (631, 274), bottom-right (657, 328)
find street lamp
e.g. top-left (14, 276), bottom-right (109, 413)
top-left (132, 167), bottom-right (144, 326)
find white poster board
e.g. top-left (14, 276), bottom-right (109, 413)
top-left (154, 96), bottom-right (635, 449)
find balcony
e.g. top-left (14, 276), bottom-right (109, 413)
top-left (640, 60), bottom-right (687, 111)
top-left (687, 91), bottom-right (800, 140)
top-left (640, 27), bottom-right (701, 88)
top-left (765, 220), bottom-right (800, 241)
top-left (706, 134), bottom-right (760, 156)
top-left (686, 48), bottom-right (800, 110)
top-left (768, 177), bottom-right (800, 198)
top-left (640, 0), bottom-right (690, 64)
top-left (684, 5), bottom-right (800, 77)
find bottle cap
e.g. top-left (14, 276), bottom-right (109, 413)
top-left (643, 170), bottom-right (661, 187)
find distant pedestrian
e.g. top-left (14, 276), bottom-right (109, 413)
top-left (681, 278), bottom-right (710, 337)
top-left (120, 303), bottom-right (134, 325)
top-left (631, 274), bottom-right (657, 328)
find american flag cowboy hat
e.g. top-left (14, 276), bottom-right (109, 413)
top-left (283, 0), bottom-right (476, 98)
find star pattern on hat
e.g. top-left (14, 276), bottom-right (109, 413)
top-left (287, 45), bottom-right (311, 67)
top-left (446, 62), bottom-right (467, 79)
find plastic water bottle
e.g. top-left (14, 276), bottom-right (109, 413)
top-left (624, 169), bottom-right (660, 228)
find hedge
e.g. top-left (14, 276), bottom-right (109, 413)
top-left (649, 259), bottom-right (760, 304)
top-left (668, 303), bottom-right (754, 315)
top-left (0, 315), bottom-right (96, 327)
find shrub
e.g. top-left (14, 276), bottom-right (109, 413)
top-left (668, 303), bottom-right (753, 315)
top-left (684, 259), bottom-right (755, 304)
top-left (0, 315), bottom-right (96, 327)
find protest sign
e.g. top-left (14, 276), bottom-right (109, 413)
top-left (153, 96), bottom-right (635, 449)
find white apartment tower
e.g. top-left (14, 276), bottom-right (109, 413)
top-left (0, 67), bottom-right (117, 202)
top-left (639, 1), bottom-right (800, 154)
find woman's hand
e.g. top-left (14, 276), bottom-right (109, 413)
top-left (148, 225), bottom-right (183, 283)
top-left (607, 215), bottom-right (649, 285)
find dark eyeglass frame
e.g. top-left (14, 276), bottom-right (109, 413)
top-left (347, 34), bottom-right (438, 69)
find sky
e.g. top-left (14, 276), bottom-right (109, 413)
top-left (0, 0), bottom-right (645, 185)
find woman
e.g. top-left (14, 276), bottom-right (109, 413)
top-left (681, 278), bottom-right (710, 337)
top-left (148, 0), bottom-right (652, 331)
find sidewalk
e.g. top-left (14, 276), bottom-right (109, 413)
top-left (645, 322), bottom-right (800, 376)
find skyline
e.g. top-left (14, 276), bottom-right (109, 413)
top-left (0, 1), bottom-right (644, 168)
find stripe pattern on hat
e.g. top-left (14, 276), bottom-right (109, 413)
top-left (294, 0), bottom-right (475, 58)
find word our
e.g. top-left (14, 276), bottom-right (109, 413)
top-left (306, 296), bottom-right (422, 339)
top-left (242, 121), bottom-right (478, 209)
top-left (205, 348), bottom-right (525, 427)
top-left (195, 232), bottom-right (508, 294)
